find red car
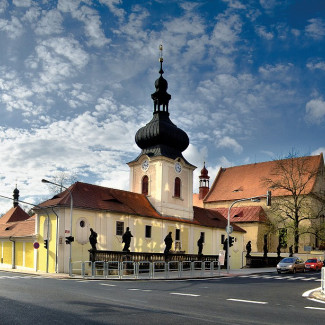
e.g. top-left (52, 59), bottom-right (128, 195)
top-left (305, 258), bottom-right (323, 271)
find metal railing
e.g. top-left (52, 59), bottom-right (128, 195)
top-left (321, 267), bottom-right (325, 295)
top-left (70, 260), bottom-right (221, 279)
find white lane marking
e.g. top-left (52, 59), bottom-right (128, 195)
top-left (128, 288), bottom-right (152, 292)
top-left (100, 283), bottom-right (116, 287)
top-left (227, 298), bottom-right (268, 305)
top-left (128, 288), bottom-right (140, 291)
top-left (305, 306), bottom-right (325, 311)
top-left (170, 292), bottom-right (200, 297)
top-left (302, 287), bottom-right (321, 297)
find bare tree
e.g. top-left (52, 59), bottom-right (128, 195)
top-left (45, 171), bottom-right (78, 195)
top-left (262, 152), bottom-right (325, 253)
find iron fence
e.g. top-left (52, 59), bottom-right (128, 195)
top-left (70, 260), bottom-right (221, 279)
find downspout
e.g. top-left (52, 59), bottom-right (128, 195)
top-left (9, 236), bottom-right (15, 269)
top-left (51, 207), bottom-right (59, 273)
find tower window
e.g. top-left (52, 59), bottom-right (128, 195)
top-left (175, 229), bottom-right (180, 241)
top-left (174, 177), bottom-right (181, 198)
top-left (145, 225), bottom-right (152, 238)
top-left (142, 175), bottom-right (148, 195)
top-left (116, 221), bottom-right (124, 236)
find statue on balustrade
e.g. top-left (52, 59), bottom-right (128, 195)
top-left (197, 234), bottom-right (204, 255)
top-left (89, 228), bottom-right (98, 251)
top-left (246, 241), bottom-right (251, 257)
top-left (263, 235), bottom-right (268, 258)
top-left (164, 232), bottom-right (173, 254)
top-left (122, 227), bottom-right (133, 252)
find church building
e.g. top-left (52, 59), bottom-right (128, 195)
top-left (0, 49), bottom-right (245, 274)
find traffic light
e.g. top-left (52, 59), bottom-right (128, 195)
top-left (266, 190), bottom-right (272, 206)
top-left (65, 236), bottom-right (74, 244)
top-left (229, 236), bottom-right (234, 247)
top-left (44, 239), bottom-right (48, 249)
top-left (223, 238), bottom-right (228, 251)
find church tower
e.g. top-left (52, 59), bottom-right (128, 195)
top-left (199, 162), bottom-right (210, 200)
top-left (128, 45), bottom-right (196, 219)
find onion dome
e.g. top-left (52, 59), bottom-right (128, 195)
top-left (200, 162), bottom-right (210, 180)
top-left (13, 186), bottom-right (19, 207)
top-left (134, 45), bottom-right (189, 160)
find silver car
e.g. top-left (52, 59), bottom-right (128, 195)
top-left (277, 257), bottom-right (305, 274)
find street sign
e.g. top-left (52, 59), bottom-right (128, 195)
top-left (219, 250), bottom-right (225, 266)
top-left (304, 245), bottom-right (312, 252)
top-left (33, 242), bottom-right (40, 249)
top-left (226, 225), bottom-right (233, 234)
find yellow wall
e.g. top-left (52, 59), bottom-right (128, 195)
top-left (37, 213), bottom-right (57, 273)
top-left (25, 242), bottom-right (34, 268)
top-left (15, 242), bottom-right (23, 267)
top-left (3, 241), bottom-right (12, 265)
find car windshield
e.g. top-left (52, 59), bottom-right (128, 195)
top-left (306, 259), bottom-right (317, 263)
top-left (281, 258), bottom-right (295, 263)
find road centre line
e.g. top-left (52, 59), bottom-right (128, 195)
top-left (100, 283), bottom-right (116, 287)
top-left (227, 298), bottom-right (268, 305)
top-left (170, 292), bottom-right (200, 297)
top-left (305, 306), bottom-right (325, 311)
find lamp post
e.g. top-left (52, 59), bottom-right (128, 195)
top-left (0, 194), bottom-right (51, 273)
top-left (42, 179), bottom-right (73, 275)
top-left (226, 191), bottom-right (271, 273)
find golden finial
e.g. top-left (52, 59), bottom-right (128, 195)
top-left (159, 44), bottom-right (163, 63)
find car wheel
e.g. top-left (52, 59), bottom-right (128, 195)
top-left (277, 271), bottom-right (281, 274)
top-left (303, 267), bottom-right (306, 273)
top-left (292, 268), bottom-right (296, 274)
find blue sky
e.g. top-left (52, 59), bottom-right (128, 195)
top-left (0, 0), bottom-right (325, 214)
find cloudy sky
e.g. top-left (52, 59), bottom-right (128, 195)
top-left (0, 0), bottom-right (325, 214)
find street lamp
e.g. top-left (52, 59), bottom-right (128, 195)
top-left (42, 179), bottom-right (74, 275)
top-left (0, 194), bottom-right (51, 273)
top-left (226, 191), bottom-right (271, 273)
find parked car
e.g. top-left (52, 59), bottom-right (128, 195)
top-left (305, 258), bottom-right (323, 271)
top-left (277, 257), bottom-right (305, 274)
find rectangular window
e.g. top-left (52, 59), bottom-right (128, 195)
top-left (221, 234), bottom-right (225, 244)
top-left (200, 232), bottom-right (205, 243)
top-left (145, 225), bottom-right (152, 238)
top-left (175, 229), bottom-right (180, 241)
top-left (116, 221), bottom-right (124, 236)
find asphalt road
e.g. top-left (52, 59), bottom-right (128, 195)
top-left (0, 270), bottom-right (323, 324)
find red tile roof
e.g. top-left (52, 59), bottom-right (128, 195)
top-left (0, 205), bottom-right (31, 224)
top-left (204, 154), bottom-right (323, 203)
top-left (193, 193), bottom-right (204, 207)
top-left (38, 182), bottom-right (245, 231)
top-left (0, 215), bottom-right (35, 238)
top-left (39, 182), bottom-right (162, 219)
top-left (193, 206), bottom-right (245, 232)
top-left (211, 206), bottom-right (267, 223)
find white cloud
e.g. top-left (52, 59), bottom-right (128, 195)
top-left (0, 0), bottom-right (8, 13)
top-left (34, 9), bottom-right (63, 35)
top-left (0, 16), bottom-right (24, 39)
top-left (305, 18), bottom-right (325, 40)
top-left (211, 13), bottom-right (242, 54)
top-left (256, 25), bottom-right (273, 40)
top-left (312, 148), bottom-right (325, 156)
top-left (58, 1), bottom-right (111, 47)
top-left (305, 98), bottom-right (325, 124)
top-left (307, 60), bottom-right (325, 71)
top-left (216, 136), bottom-right (243, 154)
top-left (13, 0), bottom-right (31, 7)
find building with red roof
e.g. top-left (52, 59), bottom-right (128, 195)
top-left (194, 154), bottom-right (325, 254)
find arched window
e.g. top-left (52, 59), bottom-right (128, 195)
top-left (174, 177), bottom-right (181, 198)
top-left (142, 175), bottom-right (149, 195)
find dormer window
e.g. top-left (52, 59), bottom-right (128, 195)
top-left (142, 175), bottom-right (149, 195)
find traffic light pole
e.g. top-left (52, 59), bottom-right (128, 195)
top-left (226, 191), bottom-right (271, 273)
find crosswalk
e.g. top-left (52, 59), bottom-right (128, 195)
top-left (238, 274), bottom-right (321, 282)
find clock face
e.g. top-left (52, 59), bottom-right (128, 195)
top-left (141, 159), bottom-right (149, 171)
top-left (175, 162), bottom-right (182, 173)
